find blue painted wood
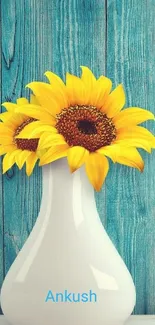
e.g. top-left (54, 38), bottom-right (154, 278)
top-left (1, 0), bottom-right (52, 273)
top-left (106, 0), bottom-right (155, 315)
top-left (1, 0), bottom-right (155, 316)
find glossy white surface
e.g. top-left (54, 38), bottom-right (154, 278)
top-left (0, 159), bottom-right (136, 325)
top-left (0, 316), bottom-right (155, 325)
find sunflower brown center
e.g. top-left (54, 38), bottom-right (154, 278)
top-left (77, 120), bottom-right (97, 135)
top-left (56, 105), bottom-right (116, 152)
top-left (14, 118), bottom-right (39, 152)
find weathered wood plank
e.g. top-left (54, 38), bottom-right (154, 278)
top-left (106, 0), bottom-right (155, 315)
top-left (50, 1), bottom-right (106, 78)
top-left (1, 0), bottom-right (56, 276)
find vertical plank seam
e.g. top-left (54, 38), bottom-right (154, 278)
top-left (105, 0), bottom-right (108, 76)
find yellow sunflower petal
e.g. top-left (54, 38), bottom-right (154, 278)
top-left (101, 84), bottom-right (126, 118)
top-left (16, 104), bottom-right (56, 125)
top-left (85, 153), bottom-right (109, 191)
top-left (29, 125), bottom-right (58, 139)
top-left (115, 147), bottom-right (144, 172)
top-left (66, 73), bottom-right (86, 106)
top-left (67, 146), bottom-right (89, 172)
top-left (0, 124), bottom-right (14, 135)
top-left (2, 151), bottom-right (18, 173)
top-left (80, 66), bottom-right (96, 104)
top-left (0, 145), bottom-right (4, 155)
top-left (115, 139), bottom-right (152, 153)
top-left (0, 145), bottom-right (16, 156)
top-left (113, 107), bottom-right (155, 128)
top-left (14, 121), bottom-right (56, 139)
top-left (15, 121), bottom-right (41, 138)
top-left (117, 126), bottom-right (154, 141)
top-left (91, 76), bottom-right (112, 108)
top-left (26, 152), bottom-right (38, 176)
top-left (30, 94), bottom-right (40, 105)
top-left (0, 145), bottom-right (7, 155)
top-left (16, 122), bottom-right (58, 139)
top-left (45, 71), bottom-right (66, 90)
top-left (4, 114), bottom-right (26, 130)
top-left (17, 98), bottom-right (29, 105)
top-left (45, 72), bottom-right (68, 109)
top-left (38, 133), bottom-right (66, 150)
top-left (97, 144), bottom-right (121, 162)
top-left (80, 66), bottom-right (96, 86)
top-left (2, 102), bottom-right (18, 112)
top-left (0, 112), bottom-right (14, 122)
top-left (15, 150), bottom-right (32, 169)
top-left (39, 144), bottom-right (69, 166)
top-left (27, 82), bottom-right (68, 114)
top-left (0, 136), bottom-right (13, 146)
top-left (37, 149), bottom-right (46, 159)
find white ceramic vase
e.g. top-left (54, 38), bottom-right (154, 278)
top-left (1, 158), bottom-right (136, 325)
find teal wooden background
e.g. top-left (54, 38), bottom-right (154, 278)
top-left (0, 0), bottom-right (155, 315)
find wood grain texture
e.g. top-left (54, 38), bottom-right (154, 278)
top-left (1, 0), bottom-right (54, 273)
top-left (0, 0), bottom-right (155, 316)
top-left (106, 0), bottom-right (155, 315)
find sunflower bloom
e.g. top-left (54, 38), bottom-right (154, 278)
top-left (0, 96), bottom-right (43, 175)
top-left (15, 67), bottom-right (155, 190)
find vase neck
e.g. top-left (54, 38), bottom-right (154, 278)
top-left (40, 158), bottom-right (98, 227)
top-left (42, 158), bottom-right (94, 200)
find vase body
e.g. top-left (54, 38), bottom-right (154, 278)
top-left (1, 159), bottom-right (136, 325)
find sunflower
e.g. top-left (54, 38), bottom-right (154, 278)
top-left (15, 67), bottom-right (155, 190)
top-left (0, 96), bottom-right (42, 175)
